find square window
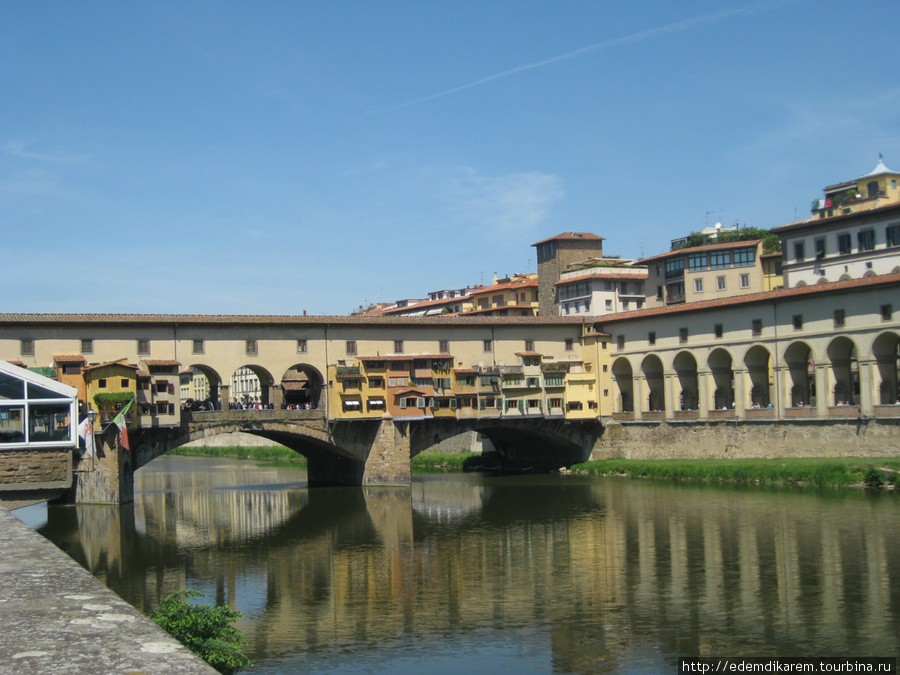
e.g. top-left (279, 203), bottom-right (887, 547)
top-left (740, 273), bottom-right (750, 289)
top-left (838, 233), bottom-right (852, 255)
top-left (679, 327), bottom-right (688, 343)
top-left (648, 331), bottom-right (656, 345)
top-left (246, 340), bottom-right (258, 356)
top-left (694, 278), bottom-right (703, 293)
top-left (793, 314), bottom-right (803, 330)
top-left (81, 338), bottom-right (93, 354)
top-left (439, 339), bottom-right (450, 353)
top-left (525, 339), bottom-right (534, 352)
top-left (394, 340), bottom-right (404, 354)
top-left (887, 224), bottom-right (900, 248)
top-left (20, 338), bottom-right (34, 356)
top-left (858, 229), bottom-right (875, 251)
top-left (98, 378), bottom-right (107, 388)
top-left (794, 241), bottom-right (805, 263)
top-left (121, 379), bottom-right (129, 388)
top-left (346, 340), bottom-right (357, 355)
top-left (483, 340), bottom-right (492, 352)
top-left (716, 276), bottom-right (726, 291)
top-left (815, 238), bottom-right (826, 259)
top-left (833, 309), bottom-right (845, 327)
top-left (192, 340), bottom-right (204, 355)
top-left (137, 339), bottom-right (150, 355)
top-left (616, 335), bottom-right (625, 349)
top-left (564, 338), bottom-right (573, 351)
top-left (656, 286), bottom-right (663, 300)
top-left (605, 299), bottom-right (612, 311)
top-left (297, 339), bottom-right (308, 353)
top-left (714, 324), bottom-right (723, 338)
top-left (752, 319), bottom-right (762, 336)
top-left (881, 304), bottom-right (893, 321)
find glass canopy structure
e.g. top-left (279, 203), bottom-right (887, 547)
top-left (0, 360), bottom-right (77, 449)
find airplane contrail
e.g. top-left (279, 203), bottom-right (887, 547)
top-left (366, 0), bottom-right (798, 116)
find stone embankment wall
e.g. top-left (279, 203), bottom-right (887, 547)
top-left (0, 507), bottom-right (216, 674)
top-left (0, 450), bottom-right (70, 485)
top-left (593, 419), bottom-right (900, 461)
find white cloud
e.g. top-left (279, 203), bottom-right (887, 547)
top-left (3, 140), bottom-right (90, 164)
top-left (445, 168), bottom-right (565, 235)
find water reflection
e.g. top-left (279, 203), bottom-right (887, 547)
top-left (31, 457), bottom-right (900, 673)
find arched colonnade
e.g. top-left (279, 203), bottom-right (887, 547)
top-left (184, 362), bottom-right (326, 411)
top-left (611, 331), bottom-right (900, 420)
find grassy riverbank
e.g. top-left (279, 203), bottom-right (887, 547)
top-left (169, 446), bottom-right (478, 473)
top-left (411, 451), bottom-right (480, 473)
top-left (571, 457), bottom-right (900, 489)
top-left (168, 445), bottom-right (307, 467)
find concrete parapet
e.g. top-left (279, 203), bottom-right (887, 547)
top-left (0, 507), bottom-right (216, 674)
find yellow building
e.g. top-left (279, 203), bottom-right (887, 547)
top-left (83, 360), bottom-right (139, 424)
top-left (463, 274), bottom-right (539, 316)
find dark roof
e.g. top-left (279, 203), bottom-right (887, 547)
top-left (772, 201), bottom-right (900, 234)
top-left (532, 232), bottom-right (605, 246)
top-left (596, 272), bottom-right (900, 324)
top-left (639, 240), bottom-right (763, 265)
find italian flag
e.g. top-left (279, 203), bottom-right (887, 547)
top-left (112, 397), bottom-right (135, 452)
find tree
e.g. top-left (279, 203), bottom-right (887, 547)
top-left (149, 590), bottom-right (252, 674)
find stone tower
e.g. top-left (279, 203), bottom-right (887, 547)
top-left (532, 232), bottom-right (605, 316)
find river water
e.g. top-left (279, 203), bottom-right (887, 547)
top-left (16, 456), bottom-right (900, 673)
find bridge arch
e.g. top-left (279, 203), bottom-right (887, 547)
top-left (279, 363), bottom-right (325, 410)
top-left (185, 364), bottom-right (223, 409)
top-left (229, 364), bottom-right (276, 408)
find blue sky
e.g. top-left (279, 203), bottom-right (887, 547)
top-left (3, 0), bottom-right (899, 315)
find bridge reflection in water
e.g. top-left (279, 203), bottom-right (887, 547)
top-left (30, 458), bottom-right (900, 672)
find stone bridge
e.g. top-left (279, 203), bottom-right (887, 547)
top-left (102, 410), bottom-right (603, 503)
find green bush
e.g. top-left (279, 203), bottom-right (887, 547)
top-left (863, 466), bottom-right (885, 489)
top-left (149, 590), bottom-right (252, 674)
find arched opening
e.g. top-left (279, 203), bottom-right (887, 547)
top-left (229, 365), bottom-right (275, 409)
top-left (827, 337), bottom-right (859, 406)
top-left (641, 355), bottom-right (664, 412)
top-left (183, 364), bottom-right (223, 410)
top-left (612, 358), bottom-right (634, 413)
top-left (784, 342), bottom-right (815, 407)
top-left (280, 364), bottom-right (325, 410)
top-left (872, 332), bottom-right (900, 404)
top-left (795, 280), bottom-right (808, 288)
top-left (673, 351), bottom-right (698, 410)
top-left (708, 348), bottom-right (734, 410)
top-left (744, 345), bottom-right (772, 408)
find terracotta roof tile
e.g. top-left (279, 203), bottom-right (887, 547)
top-left (596, 272), bottom-right (900, 324)
top-left (141, 359), bottom-right (181, 366)
top-left (0, 313), bottom-right (584, 326)
top-left (532, 232), bottom-right (605, 246)
top-left (358, 354), bottom-right (451, 362)
top-left (556, 270), bottom-right (649, 285)
top-left (52, 354), bottom-right (87, 363)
